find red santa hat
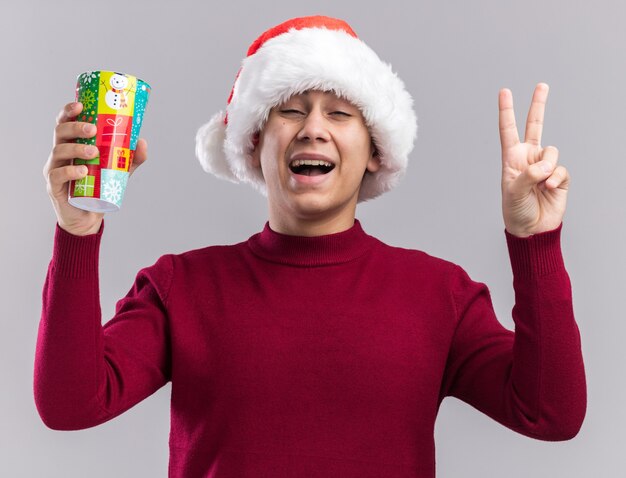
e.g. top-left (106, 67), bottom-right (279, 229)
top-left (195, 15), bottom-right (417, 202)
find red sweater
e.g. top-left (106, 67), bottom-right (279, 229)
top-left (34, 219), bottom-right (586, 477)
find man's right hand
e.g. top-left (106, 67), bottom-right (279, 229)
top-left (43, 101), bottom-right (148, 236)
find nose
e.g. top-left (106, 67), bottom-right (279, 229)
top-left (296, 108), bottom-right (331, 143)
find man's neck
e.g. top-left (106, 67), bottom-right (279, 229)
top-left (268, 211), bottom-right (356, 237)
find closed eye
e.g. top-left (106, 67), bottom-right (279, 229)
top-left (331, 111), bottom-right (351, 117)
top-left (280, 109), bottom-right (304, 115)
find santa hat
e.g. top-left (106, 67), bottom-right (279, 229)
top-left (195, 15), bottom-right (417, 202)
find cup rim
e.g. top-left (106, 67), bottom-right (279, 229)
top-left (77, 70), bottom-right (151, 89)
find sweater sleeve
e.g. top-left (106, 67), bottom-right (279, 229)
top-left (34, 221), bottom-right (173, 430)
top-left (440, 222), bottom-right (587, 441)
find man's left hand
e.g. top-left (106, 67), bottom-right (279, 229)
top-left (498, 83), bottom-right (570, 238)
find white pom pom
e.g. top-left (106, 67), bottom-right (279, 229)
top-left (195, 111), bottom-right (239, 183)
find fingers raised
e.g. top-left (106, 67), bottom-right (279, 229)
top-left (498, 88), bottom-right (520, 150)
top-left (524, 83), bottom-right (549, 146)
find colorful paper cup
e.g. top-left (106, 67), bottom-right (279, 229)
top-left (68, 70), bottom-right (151, 213)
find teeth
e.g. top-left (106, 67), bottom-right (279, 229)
top-left (290, 159), bottom-right (334, 168)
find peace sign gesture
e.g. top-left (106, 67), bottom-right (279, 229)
top-left (498, 83), bottom-right (570, 238)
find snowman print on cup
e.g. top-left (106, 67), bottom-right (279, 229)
top-left (101, 73), bottom-right (135, 110)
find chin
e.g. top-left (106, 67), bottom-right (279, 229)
top-left (293, 191), bottom-right (361, 221)
top-left (290, 194), bottom-right (334, 216)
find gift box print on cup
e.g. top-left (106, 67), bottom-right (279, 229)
top-left (69, 71), bottom-right (151, 212)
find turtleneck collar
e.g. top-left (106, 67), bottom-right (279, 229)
top-left (247, 219), bottom-right (377, 267)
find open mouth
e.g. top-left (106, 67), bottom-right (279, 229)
top-left (289, 159), bottom-right (336, 176)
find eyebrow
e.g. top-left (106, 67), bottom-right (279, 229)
top-left (279, 91), bottom-right (358, 111)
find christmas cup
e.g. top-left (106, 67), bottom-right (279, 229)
top-left (68, 70), bottom-right (151, 212)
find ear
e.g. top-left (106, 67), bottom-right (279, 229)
top-left (250, 132), bottom-right (261, 168)
top-left (366, 147), bottom-right (381, 173)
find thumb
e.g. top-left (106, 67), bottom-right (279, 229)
top-left (129, 138), bottom-right (148, 176)
top-left (515, 145), bottom-right (559, 192)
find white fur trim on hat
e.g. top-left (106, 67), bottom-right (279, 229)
top-left (195, 110), bottom-right (239, 182)
top-left (196, 22), bottom-right (418, 202)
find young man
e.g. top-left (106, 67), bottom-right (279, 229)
top-left (37, 15), bottom-right (586, 477)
